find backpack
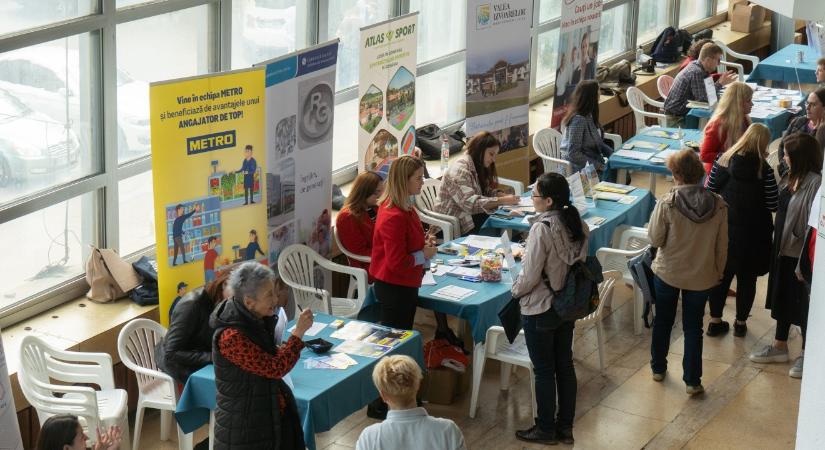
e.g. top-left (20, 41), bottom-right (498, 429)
top-left (651, 27), bottom-right (689, 63)
top-left (130, 256), bottom-right (159, 306)
top-left (85, 246), bottom-right (141, 303)
top-left (628, 246), bottom-right (657, 328)
top-left (416, 123), bottom-right (465, 160)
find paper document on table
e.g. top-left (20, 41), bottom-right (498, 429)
top-left (704, 77), bottom-right (718, 107)
top-left (594, 182), bottom-right (635, 194)
top-left (431, 285), bottom-right (477, 301)
top-left (288, 322), bottom-right (328, 336)
top-left (614, 149), bottom-right (655, 160)
top-left (333, 340), bottom-right (392, 358)
top-left (448, 267), bottom-right (482, 277)
top-left (630, 140), bottom-right (668, 151)
top-left (422, 272), bottom-right (437, 286)
top-left (748, 108), bottom-right (772, 119)
top-left (566, 173), bottom-right (587, 205)
top-left (584, 216), bottom-right (606, 229)
top-left (618, 195), bottom-right (638, 205)
top-left (462, 235), bottom-right (502, 250)
top-left (432, 265), bottom-right (454, 276)
top-left (655, 149), bottom-right (680, 160)
top-left (593, 191), bottom-right (624, 201)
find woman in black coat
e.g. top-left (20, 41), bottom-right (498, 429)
top-left (155, 271), bottom-right (231, 384)
top-left (706, 123), bottom-right (778, 337)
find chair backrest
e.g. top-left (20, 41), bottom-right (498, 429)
top-left (593, 270), bottom-right (620, 320)
top-left (618, 227), bottom-right (651, 251)
top-left (657, 75), bottom-right (674, 99)
top-left (767, 149), bottom-right (780, 182)
top-left (532, 128), bottom-right (563, 160)
top-left (332, 223), bottom-right (370, 263)
top-left (416, 178), bottom-right (441, 213)
top-left (278, 244), bottom-right (332, 314)
top-left (118, 319), bottom-right (172, 394)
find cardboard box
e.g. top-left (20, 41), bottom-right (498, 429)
top-left (422, 367), bottom-right (458, 405)
top-left (729, 0), bottom-right (766, 33)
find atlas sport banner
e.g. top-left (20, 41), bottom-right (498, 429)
top-left (358, 13), bottom-right (418, 175)
top-left (0, 331), bottom-right (23, 450)
top-left (550, 0), bottom-right (603, 128)
top-left (260, 40), bottom-right (338, 279)
top-left (465, 0), bottom-right (531, 152)
top-left (149, 68), bottom-right (267, 325)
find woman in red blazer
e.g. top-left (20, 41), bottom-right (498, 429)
top-left (336, 171), bottom-right (384, 281)
top-left (370, 155), bottom-right (436, 330)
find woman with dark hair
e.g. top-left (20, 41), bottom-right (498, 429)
top-left (36, 414), bottom-right (121, 450)
top-left (511, 172), bottom-right (589, 445)
top-left (210, 262), bottom-right (314, 449)
top-left (777, 87), bottom-right (825, 177)
top-left (244, 229), bottom-right (265, 261)
top-left (561, 80), bottom-right (614, 174)
top-left (649, 149), bottom-right (728, 395)
top-left (156, 271), bottom-right (232, 385)
top-left (436, 131), bottom-right (519, 235)
top-left (750, 133), bottom-right (822, 379)
top-left (336, 171), bottom-right (384, 278)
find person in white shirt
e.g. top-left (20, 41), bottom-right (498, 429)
top-left (356, 355), bottom-right (466, 450)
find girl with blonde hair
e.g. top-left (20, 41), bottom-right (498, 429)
top-left (706, 123), bottom-right (778, 338)
top-left (700, 82), bottom-right (753, 174)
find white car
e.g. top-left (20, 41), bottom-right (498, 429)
top-left (0, 88), bottom-right (80, 186)
top-left (0, 45), bottom-right (150, 161)
top-left (239, 0), bottom-right (296, 65)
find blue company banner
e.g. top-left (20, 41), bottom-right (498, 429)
top-left (264, 41), bottom-right (339, 88)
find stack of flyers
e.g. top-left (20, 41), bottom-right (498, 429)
top-left (330, 321), bottom-right (413, 348)
top-left (334, 340), bottom-right (393, 358)
top-left (304, 352), bottom-right (359, 370)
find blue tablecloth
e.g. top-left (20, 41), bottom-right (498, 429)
top-left (174, 313), bottom-right (423, 450)
top-left (605, 128), bottom-right (703, 177)
top-left (748, 44), bottom-right (820, 85)
top-left (481, 189), bottom-right (655, 255)
top-left (685, 106), bottom-right (792, 141)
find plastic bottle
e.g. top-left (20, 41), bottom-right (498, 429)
top-left (636, 46), bottom-right (644, 65)
top-left (440, 134), bottom-right (450, 174)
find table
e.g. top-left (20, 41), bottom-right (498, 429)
top-left (685, 107), bottom-right (792, 141)
top-left (604, 128), bottom-right (702, 195)
top-left (174, 313), bottom-right (423, 450)
top-left (482, 188), bottom-right (655, 254)
top-left (748, 44), bottom-right (820, 86)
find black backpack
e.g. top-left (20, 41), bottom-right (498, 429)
top-left (651, 27), bottom-right (691, 63)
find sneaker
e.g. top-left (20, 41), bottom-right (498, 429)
top-left (706, 320), bottom-right (730, 337)
top-left (515, 425), bottom-right (558, 445)
top-left (733, 322), bottom-right (747, 337)
top-left (686, 384), bottom-right (705, 396)
top-left (789, 356), bottom-right (804, 378)
top-left (652, 372), bottom-right (665, 382)
top-left (749, 345), bottom-right (789, 363)
top-left (556, 428), bottom-right (574, 445)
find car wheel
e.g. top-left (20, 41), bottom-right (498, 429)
top-left (0, 154), bottom-right (11, 187)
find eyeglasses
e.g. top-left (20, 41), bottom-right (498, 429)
top-left (531, 194), bottom-right (543, 198)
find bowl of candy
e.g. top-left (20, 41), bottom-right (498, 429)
top-left (480, 253), bottom-right (503, 282)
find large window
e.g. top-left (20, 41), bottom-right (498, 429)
top-left (679, 0), bottom-right (712, 26)
top-left (638, 0), bottom-right (671, 44)
top-left (598, 3), bottom-right (633, 62)
top-left (0, 1), bottom-right (97, 37)
top-left (411, 0), bottom-right (465, 63)
top-left (231, 0), bottom-right (304, 69)
top-left (326, 0), bottom-right (392, 90)
top-left (118, 171), bottom-right (155, 256)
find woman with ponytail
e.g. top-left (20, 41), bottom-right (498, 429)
top-left (510, 172), bottom-right (589, 446)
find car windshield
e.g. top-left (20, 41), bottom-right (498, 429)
top-left (0, 89), bottom-right (30, 119)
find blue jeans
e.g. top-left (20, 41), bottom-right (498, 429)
top-left (650, 275), bottom-right (709, 386)
top-left (522, 312), bottom-right (576, 433)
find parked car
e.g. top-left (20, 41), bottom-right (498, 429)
top-left (0, 87), bottom-right (80, 187)
top-left (239, 0), bottom-right (296, 65)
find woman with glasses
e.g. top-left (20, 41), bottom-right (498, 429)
top-left (777, 87), bottom-right (825, 177)
top-left (336, 171), bottom-right (384, 280)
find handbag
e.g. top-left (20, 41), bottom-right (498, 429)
top-left (85, 246), bottom-right (140, 303)
top-left (497, 297), bottom-right (522, 344)
top-left (416, 123), bottom-right (465, 160)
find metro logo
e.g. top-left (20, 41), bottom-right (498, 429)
top-left (186, 130), bottom-right (236, 155)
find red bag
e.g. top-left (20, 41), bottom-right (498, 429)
top-left (423, 339), bottom-right (469, 371)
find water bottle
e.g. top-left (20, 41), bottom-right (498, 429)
top-left (677, 126), bottom-right (685, 148)
top-left (440, 134), bottom-right (450, 174)
top-left (636, 46), bottom-right (644, 65)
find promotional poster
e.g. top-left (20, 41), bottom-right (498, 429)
top-left (358, 13), bottom-right (418, 175)
top-left (551, 0), bottom-right (603, 128)
top-left (261, 41), bottom-right (338, 276)
top-left (465, 0), bottom-right (532, 151)
top-left (149, 68), bottom-right (267, 325)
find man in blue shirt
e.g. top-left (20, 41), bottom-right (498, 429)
top-left (237, 145), bottom-right (257, 205)
top-left (172, 203), bottom-right (200, 266)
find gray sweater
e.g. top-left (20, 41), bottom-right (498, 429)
top-left (780, 171), bottom-right (822, 258)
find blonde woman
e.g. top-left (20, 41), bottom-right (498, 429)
top-left (700, 82), bottom-right (753, 174)
top-left (705, 123), bottom-right (778, 338)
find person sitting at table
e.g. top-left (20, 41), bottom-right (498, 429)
top-left (436, 131), bottom-right (519, 236)
top-left (817, 57), bottom-right (825, 86)
top-left (679, 39), bottom-right (712, 72)
top-left (156, 271), bottom-right (232, 386)
top-left (210, 261), bottom-right (314, 450)
top-left (648, 149), bottom-right (727, 395)
top-left (336, 171), bottom-right (384, 280)
top-left (699, 82), bottom-right (753, 174)
top-left (706, 123), bottom-right (778, 338)
top-left (560, 80), bottom-right (614, 175)
top-left (777, 87), bottom-right (825, 177)
top-left (36, 414), bottom-right (122, 450)
top-left (749, 134), bottom-right (822, 379)
top-left (355, 355), bottom-right (466, 450)
top-left (511, 172), bottom-right (589, 445)
top-left (664, 43), bottom-right (737, 119)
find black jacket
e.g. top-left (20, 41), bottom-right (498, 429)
top-left (209, 298), bottom-right (303, 450)
top-left (155, 288), bottom-right (215, 384)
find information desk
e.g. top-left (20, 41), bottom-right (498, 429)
top-left (174, 313), bottom-right (423, 450)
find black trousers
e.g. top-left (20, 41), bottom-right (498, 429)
top-left (708, 268), bottom-right (758, 322)
top-left (374, 280), bottom-right (418, 330)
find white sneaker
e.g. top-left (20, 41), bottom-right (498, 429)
top-left (789, 356), bottom-right (803, 378)
top-left (749, 345), bottom-right (789, 363)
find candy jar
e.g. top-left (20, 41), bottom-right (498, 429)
top-left (480, 253), bottom-right (502, 282)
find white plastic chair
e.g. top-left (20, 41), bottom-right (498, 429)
top-left (532, 127), bottom-right (571, 175)
top-left (498, 177), bottom-right (525, 195)
top-left (596, 227), bottom-right (651, 335)
top-left (767, 149), bottom-right (780, 183)
top-left (278, 244), bottom-right (368, 318)
top-left (574, 271), bottom-right (621, 372)
top-left (657, 74), bottom-right (674, 99)
top-left (415, 178), bottom-right (461, 234)
top-left (332, 223), bottom-right (371, 299)
top-left (118, 319), bottom-right (193, 450)
top-left (627, 86), bottom-right (667, 134)
top-left (469, 326), bottom-right (536, 419)
top-left (19, 335), bottom-right (132, 450)
top-left (713, 40), bottom-right (760, 81)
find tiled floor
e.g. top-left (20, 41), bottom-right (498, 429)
top-left (137, 170), bottom-right (802, 450)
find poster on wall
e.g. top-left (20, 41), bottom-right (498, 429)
top-left (0, 332), bottom-right (23, 450)
top-left (260, 40), bottom-right (338, 276)
top-left (358, 13), bottom-right (418, 175)
top-left (149, 68), bottom-right (267, 325)
top-left (465, 0), bottom-right (532, 152)
top-left (550, 0), bottom-right (603, 129)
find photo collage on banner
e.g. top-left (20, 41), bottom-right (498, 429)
top-left (262, 41), bottom-right (338, 286)
top-left (149, 69), bottom-right (266, 325)
top-left (465, 0), bottom-right (532, 152)
top-left (550, 0), bottom-right (603, 129)
top-left (358, 13), bottom-right (418, 175)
